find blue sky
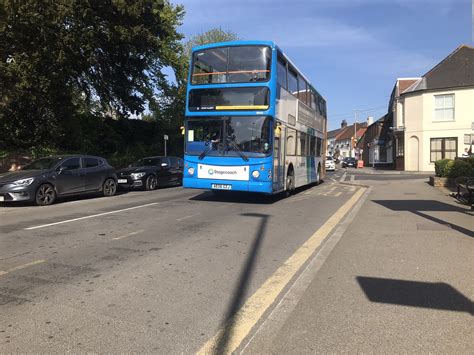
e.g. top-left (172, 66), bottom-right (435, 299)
top-left (173, 0), bottom-right (472, 130)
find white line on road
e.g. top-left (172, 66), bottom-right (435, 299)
top-left (339, 171), bottom-right (347, 182)
top-left (24, 202), bottom-right (160, 230)
top-left (111, 229), bottom-right (145, 241)
top-left (0, 259), bottom-right (46, 277)
top-left (350, 175), bottom-right (355, 181)
top-left (176, 214), bottom-right (200, 222)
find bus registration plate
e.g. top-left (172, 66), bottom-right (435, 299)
top-left (211, 184), bottom-right (232, 190)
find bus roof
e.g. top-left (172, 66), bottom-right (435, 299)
top-left (191, 40), bottom-right (326, 101)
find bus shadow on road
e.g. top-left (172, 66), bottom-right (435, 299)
top-left (189, 182), bottom-right (322, 205)
top-left (356, 276), bottom-right (473, 315)
top-left (372, 199), bottom-right (473, 238)
top-left (213, 212), bottom-right (269, 353)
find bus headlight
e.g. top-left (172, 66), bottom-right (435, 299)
top-left (188, 167), bottom-right (195, 176)
top-left (252, 170), bottom-right (260, 179)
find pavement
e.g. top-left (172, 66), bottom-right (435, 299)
top-left (243, 174), bottom-right (473, 354)
top-left (1, 171), bottom-right (472, 353)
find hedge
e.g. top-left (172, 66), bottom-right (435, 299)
top-left (435, 158), bottom-right (474, 178)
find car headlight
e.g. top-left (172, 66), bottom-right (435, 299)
top-left (130, 172), bottom-right (146, 180)
top-left (252, 170), bottom-right (260, 179)
top-left (12, 177), bottom-right (35, 186)
top-left (188, 167), bottom-right (195, 176)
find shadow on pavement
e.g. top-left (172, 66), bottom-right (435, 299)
top-left (356, 277), bottom-right (473, 315)
top-left (189, 182), bottom-right (320, 205)
top-left (215, 213), bottom-right (269, 353)
top-left (372, 200), bottom-right (473, 238)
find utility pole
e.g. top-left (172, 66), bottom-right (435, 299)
top-left (352, 109), bottom-right (358, 158)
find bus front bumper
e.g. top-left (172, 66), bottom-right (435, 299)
top-left (183, 178), bottom-right (273, 194)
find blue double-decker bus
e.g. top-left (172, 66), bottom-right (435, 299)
top-left (183, 41), bottom-right (327, 195)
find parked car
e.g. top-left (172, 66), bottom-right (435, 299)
top-left (325, 156), bottom-right (336, 171)
top-left (117, 156), bottom-right (183, 190)
top-left (341, 157), bottom-right (358, 168)
top-left (0, 155), bottom-right (117, 206)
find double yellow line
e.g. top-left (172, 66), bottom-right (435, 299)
top-left (199, 187), bottom-right (366, 354)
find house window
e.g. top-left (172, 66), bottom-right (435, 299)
top-left (434, 94), bottom-right (454, 121)
top-left (430, 137), bottom-right (457, 162)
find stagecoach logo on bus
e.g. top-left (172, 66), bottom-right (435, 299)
top-left (198, 164), bottom-right (249, 181)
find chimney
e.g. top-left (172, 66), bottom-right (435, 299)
top-left (341, 119), bottom-right (347, 128)
top-left (367, 116), bottom-right (374, 126)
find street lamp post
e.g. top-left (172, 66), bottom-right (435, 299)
top-left (164, 134), bottom-right (168, 157)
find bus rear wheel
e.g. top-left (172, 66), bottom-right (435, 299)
top-left (286, 169), bottom-right (295, 196)
top-left (315, 164), bottom-right (321, 185)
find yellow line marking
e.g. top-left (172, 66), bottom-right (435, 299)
top-left (335, 192), bottom-right (342, 197)
top-left (111, 230), bottom-right (145, 241)
top-left (198, 187), bottom-right (366, 354)
top-left (0, 259), bottom-right (46, 277)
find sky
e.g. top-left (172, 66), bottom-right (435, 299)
top-left (173, 0), bottom-right (473, 130)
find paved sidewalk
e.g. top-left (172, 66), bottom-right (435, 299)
top-left (245, 178), bottom-right (473, 354)
top-left (342, 166), bottom-right (433, 175)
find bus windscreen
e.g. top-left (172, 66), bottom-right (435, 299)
top-left (191, 46), bottom-right (271, 85)
top-left (186, 116), bottom-right (272, 157)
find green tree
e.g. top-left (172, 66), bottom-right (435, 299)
top-left (183, 27), bottom-right (239, 59)
top-left (0, 0), bottom-right (185, 151)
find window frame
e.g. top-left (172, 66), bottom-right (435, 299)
top-left (430, 137), bottom-right (458, 162)
top-left (277, 55), bottom-right (287, 90)
top-left (191, 45), bottom-right (272, 85)
top-left (82, 157), bottom-right (100, 169)
top-left (287, 66), bottom-right (298, 98)
top-left (433, 94), bottom-right (455, 122)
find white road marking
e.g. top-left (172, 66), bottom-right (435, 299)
top-left (350, 175), bottom-right (355, 181)
top-left (176, 214), bottom-right (200, 221)
top-left (111, 229), bottom-right (145, 241)
top-left (339, 171), bottom-right (347, 182)
top-left (335, 192), bottom-right (342, 197)
top-left (24, 202), bottom-right (160, 230)
top-left (0, 259), bottom-right (46, 277)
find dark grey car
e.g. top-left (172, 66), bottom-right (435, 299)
top-left (117, 156), bottom-right (183, 190)
top-left (0, 155), bottom-right (118, 206)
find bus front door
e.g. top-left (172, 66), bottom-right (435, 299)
top-left (273, 123), bottom-right (285, 192)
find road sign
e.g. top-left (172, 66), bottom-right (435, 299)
top-left (164, 134), bottom-right (169, 140)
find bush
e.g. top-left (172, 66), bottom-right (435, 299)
top-left (448, 160), bottom-right (474, 178)
top-left (435, 159), bottom-right (451, 177)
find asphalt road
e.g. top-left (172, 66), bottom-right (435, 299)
top-left (0, 174), bottom-right (360, 353)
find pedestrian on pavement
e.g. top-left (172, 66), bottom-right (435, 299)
top-left (461, 147), bottom-right (470, 157)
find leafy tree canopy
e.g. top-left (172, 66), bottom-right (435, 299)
top-left (0, 0), bottom-right (184, 149)
top-left (184, 27), bottom-right (240, 59)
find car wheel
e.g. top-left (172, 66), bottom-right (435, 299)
top-left (103, 178), bottom-right (117, 197)
top-left (35, 183), bottom-right (56, 206)
top-left (145, 175), bottom-right (157, 191)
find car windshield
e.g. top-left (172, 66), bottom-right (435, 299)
top-left (326, 156), bottom-right (333, 161)
top-left (186, 116), bottom-right (272, 158)
top-left (131, 158), bottom-right (159, 167)
top-left (21, 157), bottom-right (62, 170)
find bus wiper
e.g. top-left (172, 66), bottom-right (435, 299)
top-left (227, 138), bottom-right (249, 162)
top-left (199, 143), bottom-right (212, 160)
